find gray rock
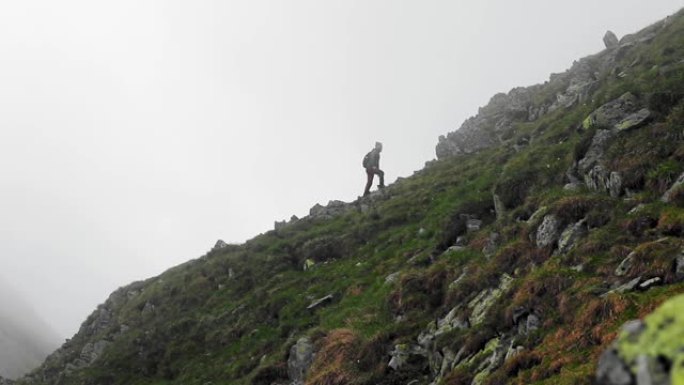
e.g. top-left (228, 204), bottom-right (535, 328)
top-left (467, 218), bottom-right (483, 233)
top-left (609, 172), bottom-right (624, 197)
top-left (468, 274), bottom-right (514, 325)
top-left (615, 252), bottom-right (635, 277)
top-left (388, 344), bottom-right (427, 371)
top-left (274, 220), bottom-right (287, 230)
top-left (536, 214), bottom-right (562, 248)
top-left (212, 239), bottom-right (228, 251)
top-left (309, 200), bottom-right (349, 220)
top-left (385, 272), bottom-right (401, 284)
top-left (557, 218), bottom-right (588, 254)
top-left (610, 277), bottom-right (642, 295)
top-left (635, 354), bottom-right (669, 385)
top-left (614, 109), bottom-right (652, 132)
top-left (661, 172), bottom-right (684, 203)
top-left (676, 252), bottom-right (684, 281)
top-left (604, 31), bottom-right (620, 48)
top-left (287, 337), bottom-right (315, 385)
top-left (596, 347), bottom-right (634, 385)
top-left (621, 320), bottom-right (645, 342)
top-left (307, 294), bottom-right (334, 310)
top-left (638, 277), bottom-right (662, 290)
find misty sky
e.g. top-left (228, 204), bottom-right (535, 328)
top-left (1, 1), bottom-right (682, 339)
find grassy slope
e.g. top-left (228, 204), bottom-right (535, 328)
top-left (22, 9), bottom-right (684, 385)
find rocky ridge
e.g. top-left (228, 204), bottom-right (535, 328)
top-left (15, 8), bottom-right (684, 385)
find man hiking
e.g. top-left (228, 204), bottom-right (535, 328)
top-left (362, 142), bottom-right (385, 196)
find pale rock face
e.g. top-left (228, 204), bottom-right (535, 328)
top-left (287, 337), bottom-right (315, 385)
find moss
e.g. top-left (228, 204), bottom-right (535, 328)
top-left (618, 294), bottom-right (684, 383)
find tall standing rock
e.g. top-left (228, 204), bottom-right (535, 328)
top-left (603, 31), bottom-right (619, 48)
top-left (287, 337), bottom-right (315, 385)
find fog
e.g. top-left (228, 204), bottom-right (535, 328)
top-left (0, 0), bottom-right (682, 342)
top-left (0, 280), bottom-right (59, 379)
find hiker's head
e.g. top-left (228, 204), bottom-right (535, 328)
top-left (375, 142), bottom-right (383, 152)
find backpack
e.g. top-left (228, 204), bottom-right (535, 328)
top-left (362, 152), bottom-right (372, 168)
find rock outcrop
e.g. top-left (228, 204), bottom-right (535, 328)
top-left (597, 294), bottom-right (684, 385)
top-left (436, 19), bottom-right (664, 160)
top-left (287, 337), bottom-right (315, 385)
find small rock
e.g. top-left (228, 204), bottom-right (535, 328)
top-left (612, 277), bottom-right (642, 294)
top-left (604, 31), bottom-right (619, 48)
top-left (467, 218), bottom-right (483, 232)
top-left (303, 259), bottom-right (315, 271)
top-left (385, 272), bottom-right (400, 284)
top-left (307, 294), bottom-right (334, 310)
top-left (615, 252), bottom-right (635, 276)
top-left (536, 214), bottom-right (562, 248)
top-left (638, 277), bottom-right (662, 291)
top-left (557, 218), bottom-right (588, 254)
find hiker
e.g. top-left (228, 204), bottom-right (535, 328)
top-left (362, 142), bottom-right (385, 196)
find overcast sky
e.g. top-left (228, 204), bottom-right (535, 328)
top-left (0, 1), bottom-right (682, 340)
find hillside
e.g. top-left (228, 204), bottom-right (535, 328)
top-left (11, 8), bottom-right (684, 385)
top-left (0, 281), bottom-right (59, 380)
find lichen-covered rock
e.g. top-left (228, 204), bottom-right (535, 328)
top-left (388, 344), bottom-right (427, 371)
top-left (468, 274), bottom-right (514, 325)
top-left (287, 337), bottom-right (315, 385)
top-left (536, 214), bottom-right (562, 248)
top-left (557, 218), bottom-right (588, 254)
top-left (598, 294), bottom-right (684, 385)
top-left (583, 93), bottom-right (640, 130)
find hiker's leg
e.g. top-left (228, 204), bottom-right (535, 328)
top-left (377, 169), bottom-right (385, 187)
top-left (364, 169), bottom-right (374, 196)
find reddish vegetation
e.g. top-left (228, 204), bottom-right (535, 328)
top-left (306, 329), bottom-right (360, 385)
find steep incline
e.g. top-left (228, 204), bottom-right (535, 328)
top-left (16, 8), bottom-right (684, 385)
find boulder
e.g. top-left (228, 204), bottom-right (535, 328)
top-left (536, 214), bottom-right (562, 248)
top-left (582, 93), bottom-right (640, 130)
top-left (597, 294), bottom-right (684, 385)
top-left (557, 218), bottom-right (588, 254)
top-left (287, 337), bottom-right (315, 385)
top-left (614, 109), bottom-right (652, 132)
top-left (212, 239), bottom-right (228, 251)
top-left (604, 31), bottom-right (620, 48)
top-left (468, 274), bottom-right (514, 325)
top-left (615, 252), bottom-right (635, 276)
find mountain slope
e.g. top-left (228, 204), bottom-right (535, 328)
top-left (17, 8), bottom-right (684, 385)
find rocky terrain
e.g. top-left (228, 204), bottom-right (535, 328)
top-left (10, 8), bottom-right (684, 385)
